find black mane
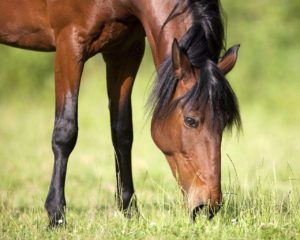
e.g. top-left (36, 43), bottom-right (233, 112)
top-left (149, 0), bottom-right (241, 131)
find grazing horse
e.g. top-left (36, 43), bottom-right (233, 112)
top-left (0, 0), bottom-right (241, 226)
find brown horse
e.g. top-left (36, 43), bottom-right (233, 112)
top-left (0, 0), bottom-right (241, 226)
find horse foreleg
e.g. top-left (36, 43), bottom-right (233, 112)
top-left (44, 29), bottom-right (85, 227)
top-left (103, 38), bottom-right (145, 217)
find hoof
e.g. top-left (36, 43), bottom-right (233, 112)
top-left (116, 192), bottom-right (139, 219)
top-left (47, 211), bottom-right (66, 229)
top-left (123, 204), bottom-right (139, 219)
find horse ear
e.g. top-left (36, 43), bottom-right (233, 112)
top-left (218, 44), bottom-right (240, 75)
top-left (172, 39), bottom-right (192, 79)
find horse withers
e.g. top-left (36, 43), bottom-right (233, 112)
top-left (0, 0), bottom-right (240, 226)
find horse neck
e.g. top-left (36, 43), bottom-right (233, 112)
top-left (131, 0), bottom-right (192, 68)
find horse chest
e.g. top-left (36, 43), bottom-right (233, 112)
top-left (87, 20), bottom-right (144, 55)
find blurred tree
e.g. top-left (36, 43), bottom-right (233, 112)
top-left (0, 46), bottom-right (54, 97)
top-left (0, 0), bottom-right (299, 118)
top-left (222, 0), bottom-right (300, 119)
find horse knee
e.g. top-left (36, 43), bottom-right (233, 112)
top-left (111, 124), bottom-right (133, 149)
top-left (52, 118), bottom-right (78, 156)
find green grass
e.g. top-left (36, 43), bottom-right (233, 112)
top-left (1, 0), bottom-right (300, 238)
top-left (0, 53), bottom-right (299, 239)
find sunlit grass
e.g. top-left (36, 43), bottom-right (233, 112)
top-left (1, 0), bottom-right (300, 238)
top-left (0, 53), bottom-right (299, 239)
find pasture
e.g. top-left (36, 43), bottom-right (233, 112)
top-left (0, 0), bottom-right (300, 239)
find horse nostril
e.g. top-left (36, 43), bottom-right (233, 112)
top-left (191, 203), bottom-right (222, 222)
top-left (191, 204), bottom-right (205, 222)
top-left (208, 203), bottom-right (221, 220)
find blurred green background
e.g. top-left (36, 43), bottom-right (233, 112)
top-left (0, 0), bottom-right (299, 238)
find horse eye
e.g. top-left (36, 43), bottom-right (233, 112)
top-left (184, 116), bottom-right (199, 128)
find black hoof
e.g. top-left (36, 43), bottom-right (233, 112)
top-left (47, 210), bottom-right (66, 229)
top-left (48, 219), bottom-right (66, 229)
top-left (118, 197), bottom-right (139, 219)
top-left (116, 192), bottom-right (139, 219)
top-left (123, 204), bottom-right (139, 219)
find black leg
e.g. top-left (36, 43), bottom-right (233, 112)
top-left (111, 98), bottom-right (136, 214)
top-left (45, 95), bottom-right (78, 227)
top-left (103, 38), bottom-right (145, 217)
top-left (44, 29), bottom-right (84, 227)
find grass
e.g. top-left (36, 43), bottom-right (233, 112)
top-left (1, 0), bottom-right (300, 238)
top-left (0, 52), bottom-right (299, 239)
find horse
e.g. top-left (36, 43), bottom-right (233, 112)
top-left (0, 0), bottom-right (241, 226)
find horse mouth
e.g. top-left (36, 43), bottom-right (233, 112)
top-left (191, 203), bottom-right (222, 221)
